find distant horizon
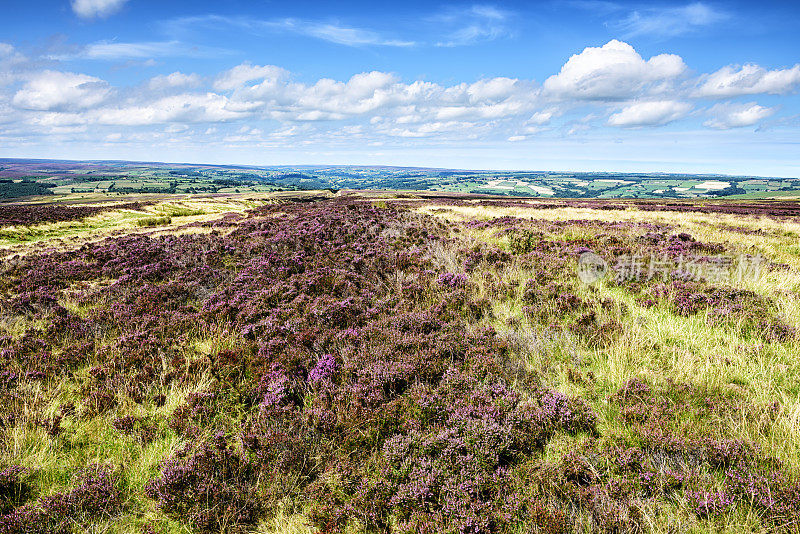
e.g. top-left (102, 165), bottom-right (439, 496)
top-left (0, 156), bottom-right (793, 180)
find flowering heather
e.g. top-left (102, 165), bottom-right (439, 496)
top-left (686, 490), bottom-right (735, 518)
top-left (437, 272), bottom-right (468, 288)
top-left (725, 467), bottom-right (800, 526)
top-left (307, 353), bottom-right (337, 384)
top-left (145, 434), bottom-right (260, 533)
top-left (640, 281), bottom-right (795, 340)
top-left (0, 464), bottom-right (121, 533)
top-left (0, 201), bottom-right (150, 227)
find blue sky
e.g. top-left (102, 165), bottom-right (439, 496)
top-left (1, 0), bottom-right (799, 176)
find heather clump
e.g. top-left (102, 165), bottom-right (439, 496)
top-left (610, 378), bottom-right (746, 440)
top-left (145, 433), bottom-right (261, 534)
top-left (438, 272), bottom-right (468, 288)
top-left (0, 464), bottom-right (122, 533)
top-left (112, 415), bottom-right (160, 445)
top-left (725, 467), bottom-right (800, 527)
top-left (462, 245), bottom-right (510, 273)
top-left (508, 229), bottom-right (542, 255)
top-left (641, 281), bottom-right (795, 341)
top-left (506, 443), bottom-right (649, 533)
top-left (169, 392), bottom-right (218, 437)
top-left (601, 377), bottom-right (800, 525)
top-left (309, 371), bottom-right (598, 533)
top-left (685, 489), bottom-right (734, 518)
top-left (637, 231), bottom-right (726, 256)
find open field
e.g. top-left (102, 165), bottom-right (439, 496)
top-left (0, 192), bottom-right (799, 533)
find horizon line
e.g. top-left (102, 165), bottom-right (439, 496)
top-left (0, 157), bottom-right (791, 181)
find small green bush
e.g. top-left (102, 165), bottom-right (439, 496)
top-left (136, 216), bottom-right (171, 227)
top-left (159, 206), bottom-right (205, 217)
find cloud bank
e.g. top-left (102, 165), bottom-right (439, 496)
top-left (0, 39), bottom-right (794, 151)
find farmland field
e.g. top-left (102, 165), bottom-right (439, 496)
top-left (2, 159), bottom-right (799, 201)
top-left (0, 192), bottom-right (799, 533)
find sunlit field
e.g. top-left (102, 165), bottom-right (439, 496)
top-left (1, 193), bottom-right (799, 533)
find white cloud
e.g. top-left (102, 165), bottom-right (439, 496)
top-left (165, 124), bottom-right (189, 133)
top-left (213, 63), bottom-right (289, 92)
top-left (56, 40), bottom-right (229, 60)
top-left (91, 93), bottom-right (260, 126)
top-left (704, 102), bottom-right (775, 129)
top-left (543, 40), bottom-right (686, 100)
top-left (12, 71), bottom-right (110, 111)
top-left (273, 19), bottom-right (415, 47)
top-left (149, 72), bottom-right (201, 90)
top-left (433, 5), bottom-right (513, 47)
top-left (528, 108), bottom-right (558, 125)
top-left (608, 100), bottom-right (691, 127)
top-left (464, 77), bottom-right (520, 101)
top-left (13, 66), bottom-right (538, 131)
top-left (71, 0), bottom-right (127, 19)
top-left (231, 71), bottom-right (539, 124)
top-left (614, 2), bottom-right (727, 38)
top-left (162, 15), bottom-right (415, 48)
top-left (695, 64), bottom-right (800, 97)
top-left (165, 7), bottom-right (508, 49)
top-left (0, 43), bottom-right (27, 86)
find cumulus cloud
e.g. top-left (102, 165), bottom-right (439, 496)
top-left (614, 2), bottom-right (727, 38)
top-left (543, 40), bottom-right (686, 100)
top-left (704, 102), bottom-right (775, 129)
top-left (12, 71), bottom-right (110, 111)
top-left (3, 63), bottom-right (542, 136)
top-left (527, 108), bottom-right (560, 126)
top-left (245, 71), bottom-right (418, 121)
top-left (90, 93), bottom-right (260, 126)
top-left (607, 100), bottom-right (692, 127)
top-left (71, 0), bottom-right (127, 19)
top-left (695, 64), bottom-right (800, 97)
top-left (236, 71), bottom-right (538, 124)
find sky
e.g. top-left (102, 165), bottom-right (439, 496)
top-left (0, 0), bottom-right (799, 176)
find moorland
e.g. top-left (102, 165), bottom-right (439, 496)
top-left (0, 189), bottom-right (799, 533)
